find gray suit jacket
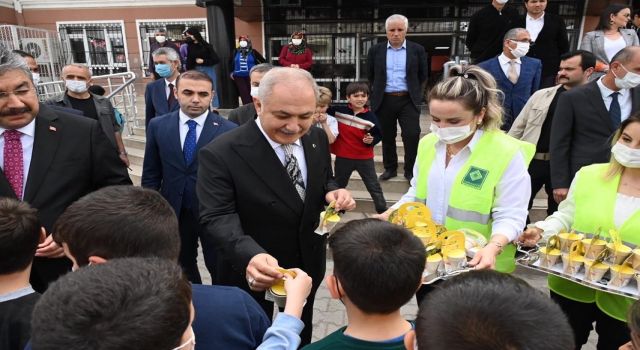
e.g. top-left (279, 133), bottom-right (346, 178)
top-left (227, 103), bottom-right (257, 125)
top-left (580, 29), bottom-right (640, 64)
top-left (55, 93), bottom-right (120, 148)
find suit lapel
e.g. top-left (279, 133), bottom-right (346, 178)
top-left (167, 113), bottom-right (185, 168)
top-left (233, 122), bottom-right (303, 215)
top-left (585, 81), bottom-right (615, 132)
top-left (190, 113), bottom-right (220, 168)
top-left (24, 106), bottom-right (61, 202)
top-left (0, 168), bottom-right (17, 199)
top-left (301, 131), bottom-right (320, 205)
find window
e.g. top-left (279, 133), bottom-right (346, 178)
top-left (58, 21), bottom-right (128, 76)
top-left (137, 19), bottom-right (207, 77)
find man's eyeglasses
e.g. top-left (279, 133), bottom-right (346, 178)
top-left (0, 88), bottom-right (35, 100)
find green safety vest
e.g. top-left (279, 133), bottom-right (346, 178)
top-left (547, 163), bottom-right (640, 321)
top-left (415, 130), bottom-right (535, 273)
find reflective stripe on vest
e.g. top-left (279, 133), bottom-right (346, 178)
top-left (548, 163), bottom-right (640, 321)
top-left (414, 130), bottom-right (534, 273)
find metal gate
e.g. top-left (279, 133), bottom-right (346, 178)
top-left (0, 25), bottom-right (68, 82)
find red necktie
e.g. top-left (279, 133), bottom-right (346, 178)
top-left (3, 129), bottom-right (24, 199)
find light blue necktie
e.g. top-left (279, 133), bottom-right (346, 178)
top-left (183, 120), bottom-right (197, 164)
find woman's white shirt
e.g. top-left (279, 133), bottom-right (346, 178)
top-left (391, 130), bottom-right (531, 242)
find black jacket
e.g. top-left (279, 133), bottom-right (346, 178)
top-left (515, 13), bottom-right (570, 78)
top-left (466, 4), bottom-right (519, 63)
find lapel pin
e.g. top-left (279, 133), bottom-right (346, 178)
top-left (213, 122), bottom-right (219, 126)
top-left (312, 144), bottom-right (316, 148)
top-left (49, 126), bottom-right (57, 132)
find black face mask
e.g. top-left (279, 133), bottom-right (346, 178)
top-left (185, 37), bottom-right (194, 43)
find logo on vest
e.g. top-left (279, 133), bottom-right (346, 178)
top-left (462, 166), bottom-right (488, 190)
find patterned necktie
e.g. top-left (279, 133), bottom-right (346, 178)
top-left (183, 120), bottom-right (197, 164)
top-left (508, 60), bottom-right (519, 84)
top-left (282, 144), bottom-right (305, 200)
top-left (168, 83), bottom-right (176, 108)
top-left (3, 129), bottom-right (24, 199)
top-left (609, 92), bottom-right (621, 129)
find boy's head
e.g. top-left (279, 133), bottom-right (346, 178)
top-left (345, 81), bottom-right (369, 109)
top-left (327, 218), bottom-right (425, 314)
top-left (31, 257), bottom-right (194, 350)
top-left (407, 270), bottom-right (574, 350)
top-left (0, 198), bottom-right (41, 275)
top-left (53, 185), bottom-right (180, 269)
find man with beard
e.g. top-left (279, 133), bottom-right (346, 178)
top-left (509, 50), bottom-right (595, 219)
top-left (0, 47), bottom-right (131, 292)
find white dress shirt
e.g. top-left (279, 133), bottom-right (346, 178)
top-left (165, 78), bottom-right (177, 99)
top-left (535, 172), bottom-right (640, 236)
top-left (255, 118), bottom-right (308, 187)
top-left (179, 110), bottom-right (208, 150)
top-left (498, 53), bottom-right (521, 78)
top-left (526, 13), bottom-right (545, 42)
top-left (597, 76), bottom-right (632, 122)
top-left (0, 118), bottom-right (36, 198)
top-left (391, 130), bottom-right (531, 242)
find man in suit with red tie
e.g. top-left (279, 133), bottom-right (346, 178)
top-left (0, 47), bottom-right (131, 292)
top-left (144, 47), bottom-right (182, 127)
top-left (197, 67), bottom-right (356, 346)
top-left (142, 70), bottom-right (236, 283)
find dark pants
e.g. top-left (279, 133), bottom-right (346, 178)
top-left (234, 75), bottom-right (252, 105)
top-left (550, 291), bottom-right (630, 350)
top-left (334, 157), bottom-right (387, 213)
top-left (528, 159), bottom-right (558, 222)
top-left (179, 207), bottom-right (215, 284)
top-left (376, 95), bottom-right (421, 176)
top-left (30, 256), bottom-right (72, 293)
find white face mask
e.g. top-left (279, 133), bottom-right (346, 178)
top-left (239, 40), bottom-right (248, 48)
top-left (155, 35), bottom-right (166, 44)
top-left (496, 0), bottom-right (509, 4)
top-left (32, 72), bottom-right (40, 85)
top-left (430, 123), bottom-right (476, 144)
top-left (291, 39), bottom-right (303, 46)
top-left (509, 41), bottom-right (530, 58)
top-left (614, 64), bottom-right (640, 90)
top-left (250, 86), bottom-right (259, 98)
top-left (612, 142), bottom-right (640, 168)
top-left (65, 79), bottom-right (88, 93)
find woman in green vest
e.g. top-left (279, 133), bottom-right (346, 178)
top-left (521, 114), bottom-right (640, 349)
top-left (377, 65), bottom-right (534, 299)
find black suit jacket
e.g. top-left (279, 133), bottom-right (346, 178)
top-left (515, 13), bottom-right (570, 78)
top-left (367, 40), bottom-right (428, 111)
top-left (227, 103), bottom-right (257, 125)
top-left (550, 80), bottom-right (640, 189)
top-left (197, 121), bottom-right (338, 288)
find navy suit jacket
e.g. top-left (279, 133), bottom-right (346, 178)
top-left (478, 56), bottom-right (542, 130)
top-left (144, 78), bottom-right (180, 127)
top-left (141, 110), bottom-right (237, 217)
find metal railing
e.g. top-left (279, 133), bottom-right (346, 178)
top-left (37, 71), bottom-right (139, 136)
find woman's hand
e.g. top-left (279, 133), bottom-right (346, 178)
top-left (518, 227), bottom-right (543, 247)
top-left (468, 243), bottom-right (500, 270)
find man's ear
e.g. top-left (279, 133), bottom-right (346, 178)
top-left (325, 274), bottom-right (341, 300)
top-left (404, 329), bottom-right (417, 350)
top-left (254, 97), bottom-right (263, 115)
top-left (88, 256), bottom-right (108, 265)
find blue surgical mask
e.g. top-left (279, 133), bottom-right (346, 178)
top-left (155, 64), bottom-right (173, 78)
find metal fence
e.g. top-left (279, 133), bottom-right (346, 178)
top-left (0, 25), bottom-right (68, 82)
top-left (37, 72), bottom-right (139, 136)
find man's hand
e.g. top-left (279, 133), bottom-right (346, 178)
top-left (518, 227), bottom-right (543, 247)
top-left (325, 189), bottom-right (356, 212)
top-left (283, 268), bottom-right (312, 319)
top-left (553, 188), bottom-right (569, 204)
top-left (363, 133), bottom-right (373, 144)
top-left (196, 58), bottom-right (204, 64)
top-left (119, 153), bottom-right (130, 167)
top-left (35, 233), bottom-right (65, 258)
top-left (246, 253), bottom-right (283, 292)
top-left (372, 208), bottom-right (393, 221)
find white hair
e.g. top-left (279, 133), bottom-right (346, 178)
top-left (152, 47), bottom-right (180, 62)
top-left (385, 14), bottom-right (409, 31)
top-left (257, 67), bottom-right (319, 105)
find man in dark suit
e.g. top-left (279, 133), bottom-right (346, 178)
top-left (228, 63), bottom-right (273, 125)
top-left (142, 70), bottom-right (236, 283)
top-left (515, 0), bottom-right (570, 88)
top-left (466, 0), bottom-right (519, 64)
top-left (550, 46), bottom-right (640, 204)
top-left (144, 47), bottom-right (181, 127)
top-left (0, 48), bottom-right (131, 292)
top-left (197, 67), bottom-right (356, 345)
top-left (148, 28), bottom-right (180, 80)
top-left (479, 28), bottom-right (542, 131)
top-left (367, 14), bottom-right (428, 181)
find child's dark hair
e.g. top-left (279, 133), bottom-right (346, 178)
top-left (328, 218), bottom-right (425, 314)
top-left (0, 198), bottom-right (40, 274)
top-left (346, 81), bottom-right (369, 97)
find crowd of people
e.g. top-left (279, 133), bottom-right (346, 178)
top-left (1, 1), bottom-right (640, 349)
